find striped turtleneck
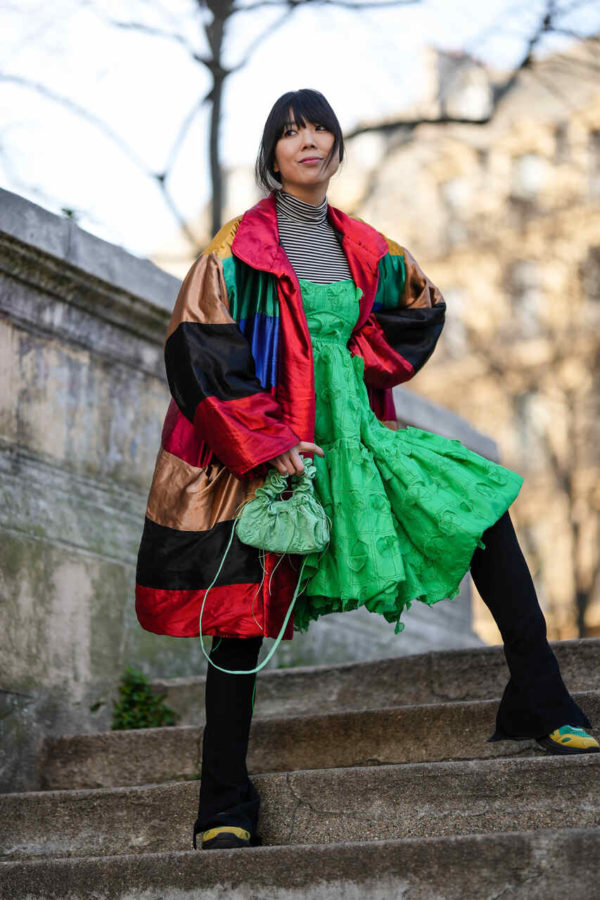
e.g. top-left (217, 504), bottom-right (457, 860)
top-left (275, 188), bottom-right (352, 283)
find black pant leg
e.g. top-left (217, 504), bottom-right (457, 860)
top-left (469, 509), bottom-right (592, 740)
top-left (192, 635), bottom-right (263, 846)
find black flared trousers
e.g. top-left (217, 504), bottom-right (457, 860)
top-left (192, 509), bottom-right (592, 844)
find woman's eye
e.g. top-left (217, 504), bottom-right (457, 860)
top-left (283, 124), bottom-right (327, 136)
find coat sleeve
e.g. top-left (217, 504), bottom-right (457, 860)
top-left (164, 250), bottom-right (301, 480)
top-left (348, 239), bottom-right (446, 390)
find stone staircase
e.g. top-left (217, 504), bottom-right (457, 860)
top-left (1, 639), bottom-right (599, 898)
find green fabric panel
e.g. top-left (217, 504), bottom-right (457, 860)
top-left (222, 256), bottom-right (280, 321)
top-left (374, 250), bottom-right (406, 310)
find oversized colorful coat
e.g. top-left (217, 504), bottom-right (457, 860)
top-left (135, 189), bottom-right (446, 640)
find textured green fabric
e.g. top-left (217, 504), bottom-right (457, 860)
top-left (294, 277), bottom-right (524, 634)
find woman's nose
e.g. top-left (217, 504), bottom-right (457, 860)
top-left (302, 132), bottom-right (318, 147)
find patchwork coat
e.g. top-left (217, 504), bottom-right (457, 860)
top-left (135, 189), bottom-right (446, 640)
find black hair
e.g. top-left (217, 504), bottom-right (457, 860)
top-left (255, 89), bottom-right (344, 194)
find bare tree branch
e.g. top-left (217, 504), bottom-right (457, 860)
top-left (163, 95), bottom-right (209, 175)
top-left (0, 73), bottom-right (150, 172)
top-left (230, 8), bottom-right (299, 70)
top-left (108, 18), bottom-right (203, 61)
top-left (344, 0), bottom-right (566, 140)
top-left (236, 0), bottom-right (418, 9)
top-left (2, 0), bottom-right (598, 256)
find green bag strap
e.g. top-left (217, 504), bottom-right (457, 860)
top-left (198, 514), bottom-right (320, 675)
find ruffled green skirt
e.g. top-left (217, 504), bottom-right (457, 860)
top-left (294, 277), bottom-right (523, 634)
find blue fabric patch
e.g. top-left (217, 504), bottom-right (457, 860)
top-left (238, 314), bottom-right (279, 389)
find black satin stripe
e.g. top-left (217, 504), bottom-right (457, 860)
top-left (375, 303), bottom-right (446, 372)
top-left (136, 516), bottom-right (263, 590)
top-left (165, 322), bottom-right (265, 422)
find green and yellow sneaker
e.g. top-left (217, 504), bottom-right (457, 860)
top-left (201, 826), bottom-right (252, 850)
top-left (536, 724), bottom-right (600, 755)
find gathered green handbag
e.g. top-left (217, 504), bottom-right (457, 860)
top-left (198, 454), bottom-right (331, 675)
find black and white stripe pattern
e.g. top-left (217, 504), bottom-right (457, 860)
top-left (275, 189), bottom-right (352, 283)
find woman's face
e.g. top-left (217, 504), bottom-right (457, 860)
top-left (272, 108), bottom-right (339, 194)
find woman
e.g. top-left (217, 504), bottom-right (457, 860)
top-left (135, 89), bottom-right (598, 851)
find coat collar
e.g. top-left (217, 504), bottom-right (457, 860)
top-left (231, 189), bottom-right (388, 280)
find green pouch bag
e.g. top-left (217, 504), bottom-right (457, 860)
top-left (235, 456), bottom-right (330, 555)
top-left (198, 455), bottom-right (330, 675)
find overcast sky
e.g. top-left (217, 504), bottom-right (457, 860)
top-left (1, 0), bottom-right (598, 259)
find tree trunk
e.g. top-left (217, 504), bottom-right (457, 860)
top-left (205, 1), bottom-right (234, 236)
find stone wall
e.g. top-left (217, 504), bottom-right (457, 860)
top-left (0, 188), bottom-right (495, 790)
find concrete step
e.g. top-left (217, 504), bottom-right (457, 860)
top-left (1, 827), bottom-right (599, 899)
top-left (2, 754), bottom-right (598, 861)
top-left (151, 638), bottom-right (600, 725)
top-left (40, 690), bottom-right (600, 790)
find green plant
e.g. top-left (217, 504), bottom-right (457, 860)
top-left (111, 666), bottom-right (179, 730)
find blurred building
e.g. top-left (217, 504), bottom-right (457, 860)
top-left (339, 36), bottom-right (600, 642)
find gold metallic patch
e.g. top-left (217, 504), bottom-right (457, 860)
top-left (166, 252), bottom-right (234, 340)
top-left (202, 215), bottom-right (242, 257)
top-left (146, 449), bottom-right (264, 532)
top-left (401, 246), bottom-right (445, 310)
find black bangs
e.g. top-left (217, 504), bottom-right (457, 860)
top-left (255, 89), bottom-right (344, 194)
top-left (277, 91), bottom-right (338, 137)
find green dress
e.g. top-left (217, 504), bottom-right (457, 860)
top-left (294, 277), bottom-right (524, 634)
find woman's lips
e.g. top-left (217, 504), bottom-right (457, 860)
top-left (299, 157), bottom-right (322, 165)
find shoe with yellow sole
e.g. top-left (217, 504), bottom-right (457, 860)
top-left (536, 724), bottom-right (600, 755)
top-left (200, 826), bottom-right (253, 850)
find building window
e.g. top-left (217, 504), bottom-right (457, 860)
top-left (508, 260), bottom-right (543, 336)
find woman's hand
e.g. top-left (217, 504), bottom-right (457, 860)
top-left (268, 441), bottom-right (324, 476)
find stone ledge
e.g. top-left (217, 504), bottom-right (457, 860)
top-left (2, 755), bottom-right (599, 860)
top-left (0, 233), bottom-right (171, 353)
top-left (1, 828), bottom-right (599, 900)
top-left (39, 690), bottom-right (600, 790)
top-left (0, 188), bottom-right (179, 315)
top-left (1, 270), bottom-right (167, 377)
top-left (150, 637), bottom-right (600, 724)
